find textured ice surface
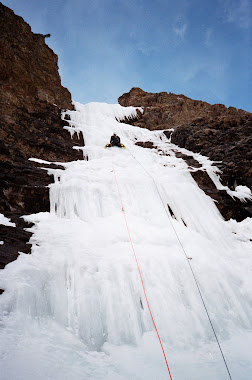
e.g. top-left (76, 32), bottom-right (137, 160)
top-left (0, 102), bottom-right (251, 379)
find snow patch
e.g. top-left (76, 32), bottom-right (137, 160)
top-left (0, 213), bottom-right (16, 227)
top-left (227, 217), bottom-right (252, 241)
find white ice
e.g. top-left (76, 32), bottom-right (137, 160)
top-left (0, 102), bottom-right (251, 380)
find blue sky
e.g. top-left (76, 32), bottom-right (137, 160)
top-left (3, 0), bottom-right (252, 111)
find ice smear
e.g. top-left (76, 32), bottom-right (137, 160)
top-left (0, 213), bottom-right (16, 227)
top-left (167, 143), bottom-right (252, 202)
top-left (29, 158), bottom-right (54, 165)
top-left (0, 102), bottom-right (252, 379)
top-left (138, 131), bottom-right (251, 203)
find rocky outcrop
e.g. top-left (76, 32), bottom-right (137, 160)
top-left (118, 87), bottom-right (248, 130)
top-left (0, 3), bottom-right (73, 122)
top-left (0, 3), bottom-right (82, 271)
top-left (119, 88), bottom-right (252, 221)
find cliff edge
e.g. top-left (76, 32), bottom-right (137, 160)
top-left (0, 3), bottom-right (82, 270)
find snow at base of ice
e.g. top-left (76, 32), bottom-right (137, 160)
top-left (0, 213), bottom-right (16, 227)
top-left (0, 101), bottom-right (251, 379)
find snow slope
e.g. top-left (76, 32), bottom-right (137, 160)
top-left (0, 102), bottom-right (252, 380)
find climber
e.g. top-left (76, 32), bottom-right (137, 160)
top-left (110, 133), bottom-right (121, 147)
top-left (104, 133), bottom-right (125, 148)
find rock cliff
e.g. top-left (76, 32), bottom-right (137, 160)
top-left (0, 3), bottom-right (82, 270)
top-left (119, 88), bottom-right (252, 221)
top-left (1, 2), bottom-right (251, 277)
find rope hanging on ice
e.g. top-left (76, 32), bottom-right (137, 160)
top-left (111, 152), bottom-right (173, 380)
top-left (126, 146), bottom-right (233, 380)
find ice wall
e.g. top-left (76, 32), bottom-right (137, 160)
top-left (0, 102), bottom-right (251, 380)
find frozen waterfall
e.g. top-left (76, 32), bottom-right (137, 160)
top-left (0, 101), bottom-right (252, 379)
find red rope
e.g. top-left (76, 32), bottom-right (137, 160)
top-left (112, 167), bottom-right (173, 380)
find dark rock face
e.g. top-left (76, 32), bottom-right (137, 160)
top-left (169, 114), bottom-right (252, 221)
top-left (0, 216), bottom-right (32, 270)
top-left (119, 88), bottom-right (252, 221)
top-left (0, 4), bottom-right (82, 270)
